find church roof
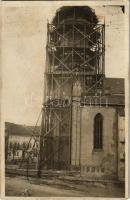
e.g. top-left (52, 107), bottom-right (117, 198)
top-left (103, 77), bottom-right (124, 106)
top-left (104, 78), bottom-right (124, 95)
top-left (81, 77), bottom-right (124, 106)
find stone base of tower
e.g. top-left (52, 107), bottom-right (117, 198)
top-left (44, 136), bottom-right (70, 170)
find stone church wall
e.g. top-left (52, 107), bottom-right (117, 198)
top-left (71, 105), bottom-right (118, 179)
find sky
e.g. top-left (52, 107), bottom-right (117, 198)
top-left (1, 1), bottom-right (129, 125)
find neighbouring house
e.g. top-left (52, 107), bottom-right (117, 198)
top-left (5, 122), bottom-right (40, 164)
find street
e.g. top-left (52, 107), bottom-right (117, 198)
top-left (5, 175), bottom-right (125, 197)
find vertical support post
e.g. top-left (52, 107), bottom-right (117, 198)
top-left (83, 24), bottom-right (86, 94)
top-left (99, 91), bottom-right (102, 107)
top-left (47, 22), bottom-right (49, 44)
top-left (58, 12), bottom-right (59, 24)
top-left (62, 24), bottom-right (65, 98)
top-left (79, 107), bottom-right (82, 177)
top-left (103, 24), bottom-right (105, 76)
top-left (69, 85), bottom-right (73, 169)
top-left (106, 97), bottom-right (108, 107)
top-left (75, 102), bottom-right (78, 166)
top-left (37, 107), bottom-right (44, 178)
top-left (90, 97), bottom-right (92, 106)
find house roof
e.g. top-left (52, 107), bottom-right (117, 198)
top-left (5, 122), bottom-right (40, 136)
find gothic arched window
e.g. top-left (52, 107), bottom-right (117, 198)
top-left (94, 113), bottom-right (103, 149)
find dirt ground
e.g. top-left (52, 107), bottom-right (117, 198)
top-left (5, 175), bottom-right (125, 197)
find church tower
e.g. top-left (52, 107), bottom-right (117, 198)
top-left (42, 6), bottom-right (105, 170)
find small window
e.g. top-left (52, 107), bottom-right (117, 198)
top-left (91, 166), bottom-right (95, 172)
top-left (97, 166), bottom-right (100, 172)
top-left (87, 166), bottom-right (90, 172)
top-left (94, 113), bottom-right (103, 149)
top-left (101, 168), bottom-right (104, 173)
top-left (82, 166), bottom-right (85, 172)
